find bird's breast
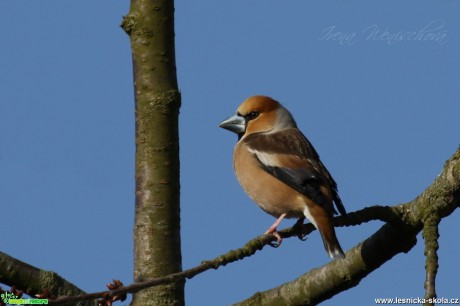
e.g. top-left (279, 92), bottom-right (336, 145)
top-left (233, 142), bottom-right (306, 219)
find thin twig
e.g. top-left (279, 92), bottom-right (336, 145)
top-left (49, 205), bottom-right (394, 305)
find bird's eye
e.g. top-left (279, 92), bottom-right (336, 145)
top-left (246, 111), bottom-right (260, 120)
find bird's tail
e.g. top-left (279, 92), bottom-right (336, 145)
top-left (303, 206), bottom-right (345, 259)
top-left (318, 225), bottom-right (345, 259)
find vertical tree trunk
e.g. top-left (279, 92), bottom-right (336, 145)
top-left (121, 1), bottom-right (184, 305)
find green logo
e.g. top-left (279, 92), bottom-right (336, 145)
top-left (1, 291), bottom-right (48, 305)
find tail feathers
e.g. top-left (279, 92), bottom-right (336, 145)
top-left (324, 243), bottom-right (345, 259)
top-left (303, 206), bottom-right (345, 259)
top-left (322, 235), bottom-right (345, 259)
top-left (320, 227), bottom-right (345, 259)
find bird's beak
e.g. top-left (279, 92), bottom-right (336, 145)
top-left (219, 113), bottom-right (246, 134)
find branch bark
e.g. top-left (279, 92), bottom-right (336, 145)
top-left (0, 252), bottom-right (94, 306)
top-left (121, 1), bottom-right (184, 305)
top-left (422, 215), bottom-right (440, 306)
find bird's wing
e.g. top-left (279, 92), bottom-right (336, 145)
top-left (243, 128), bottom-right (346, 215)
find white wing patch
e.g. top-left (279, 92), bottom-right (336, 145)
top-left (303, 206), bottom-right (318, 229)
top-left (248, 148), bottom-right (280, 167)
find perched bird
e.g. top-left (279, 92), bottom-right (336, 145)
top-left (219, 95), bottom-right (346, 259)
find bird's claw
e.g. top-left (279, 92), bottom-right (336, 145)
top-left (296, 232), bottom-right (308, 241)
top-left (293, 218), bottom-right (308, 241)
top-left (265, 228), bottom-right (283, 248)
top-left (268, 241), bottom-right (281, 248)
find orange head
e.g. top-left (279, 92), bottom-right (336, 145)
top-left (219, 95), bottom-right (297, 139)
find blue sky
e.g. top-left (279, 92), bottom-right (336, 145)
top-left (1, 1), bottom-right (459, 305)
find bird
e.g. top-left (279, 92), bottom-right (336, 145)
top-left (219, 95), bottom-right (346, 259)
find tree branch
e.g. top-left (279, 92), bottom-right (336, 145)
top-left (121, 0), bottom-right (183, 305)
top-left (0, 252), bottom-right (94, 306)
top-left (422, 215), bottom-right (440, 306)
top-left (43, 204), bottom-right (398, 305)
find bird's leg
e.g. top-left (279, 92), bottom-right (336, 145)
top-left (265, 213), bottom-right (287, 248)
top-left (293, 217), bottom-right (308, 241)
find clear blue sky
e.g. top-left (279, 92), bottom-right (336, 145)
top-left (1, 1), bottom-right (459, 305)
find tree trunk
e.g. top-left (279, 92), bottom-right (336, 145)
top-left (121, 1), bottom-right (184, 305)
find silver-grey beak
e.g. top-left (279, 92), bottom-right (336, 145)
top-left (219, 113), bottom-right (246, 134)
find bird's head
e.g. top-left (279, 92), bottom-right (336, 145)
top-left (219, 95), bottom-right (297, 139)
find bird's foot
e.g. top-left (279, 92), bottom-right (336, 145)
top-left (293, 217), bottom-right (308, 241)
top-left (265, 227), bottom-right (282, 248)
top-left (265, 213), bottom-right (287, 248)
